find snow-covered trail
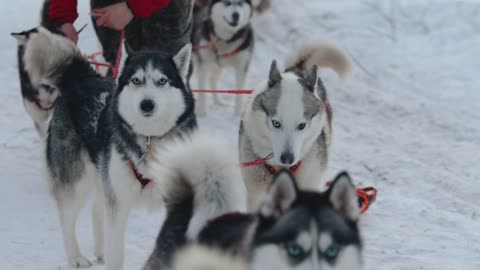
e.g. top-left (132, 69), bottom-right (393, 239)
top-left (1, 0), bottom-right (479, 269)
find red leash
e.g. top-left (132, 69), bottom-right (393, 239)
top-left (242, 155), bottom-right (377, 214)
top-left (193, 33), bottom-right (249, 58)
top-left (192, 89), bottom-right (253, 94)
top-left (87, 30), bottom-right (124, 79)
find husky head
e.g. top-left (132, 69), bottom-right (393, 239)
top-left (251, 171), bottom-right (362, 270)
top-left (115, 44), bottom-right (194, 137)
top-left (209, 0), bottom-right (252, 36)
top-left (11, 26), bottom-right (72, 108)
top-left (247, 60), bottom-right (330, 167)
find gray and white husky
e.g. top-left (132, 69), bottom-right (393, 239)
top-left (144, 167), bottom-right (363, 270)
top-left (21, 26), bottom-right (206, 270)
top-left (239, 42), bottom-right (351, 209)
top-left (192, 0), bottom-right (254, 116)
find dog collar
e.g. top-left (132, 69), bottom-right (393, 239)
top-left (264, 161), bottom-right (303, 175)
top-left (192, 32), bottom-right (249, 58)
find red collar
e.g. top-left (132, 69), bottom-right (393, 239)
top-left (31, 96), bottom-right (56, 111)
top-left (264, 161), bottom-right (303, 175)
top-left (127, 160), bottom-right (153, 189)
top-left (192, 32), bottom-right (249, 58)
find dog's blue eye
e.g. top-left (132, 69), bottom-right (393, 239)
top-left (156, 78), bottom-right (168, 86)
top-left (131, 77), bottom-right (141, 85)
top-left (285, 243), bottom-right (303, 258)
top-left (271, 120), bottom-right (281, 129)
top-left (297, 123), bottom-right (306, 130)
top-left (325, 245), bottom-right (338, 259)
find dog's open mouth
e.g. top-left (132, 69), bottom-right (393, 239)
top-left (223, 16), bottom-right (239, 27)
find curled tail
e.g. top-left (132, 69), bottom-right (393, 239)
top-left (144, 133), bottom-right (246, 269)
top-left (285, 42), bottom-right (351, 78)
top-left (23, 27), bottom-right (81, 88)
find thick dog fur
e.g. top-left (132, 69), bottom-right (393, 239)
top-left (192, 0), bottom-right (254, 116)
top-left (22, 26), bottom-right (198, 270)
top-left (239, 42), bottom-right (351, 210)
top-left (11, 4), bottom-right (64, 137)
top-left (170, 245), bottom-right (248, 270)
top-left (144, 170), bottom-right (362, 270)
top-left (143, 133), bottom-right (246, 270)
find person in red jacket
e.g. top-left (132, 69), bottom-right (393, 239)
top-left (48, 0), bottom-right (172, 44)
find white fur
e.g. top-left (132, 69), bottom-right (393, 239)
top-left (193, 1), bottom-right (253, 116)
top-left (103, 132), bottom-right (247, 270)
top-left (118, 63), bottom-right (186, 137)
top-left (171, 245), bottom-right (247, 270)
top-left (250, 221), bottom-right (362, 270)
top-left (240, 42), bottom-right (351, 210)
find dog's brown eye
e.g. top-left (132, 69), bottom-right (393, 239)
top-left (131, 77), bottom-right (142, 85)
top-left (297, 123), bottom-right (306, 131)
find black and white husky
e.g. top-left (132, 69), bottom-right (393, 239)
top-left (21, 27), bottom-right (204, 270)
top-left (144, 166), bottom-right (363, 270)
top-left (192, 0), bottom-right (254, 116)
top-left (239, 42), bottom-right (351, 209)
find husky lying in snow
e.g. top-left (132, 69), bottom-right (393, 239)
top-left (239, 42), bottom-right (351, 210)
top-left (192, 0), bottom-right (254, 116)
top-left (144, 159), bottom-right (363, 270)
top-left (21, 26), bottom-right (208, 270)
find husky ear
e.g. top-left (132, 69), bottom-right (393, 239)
top-left (304, 64), bottom-right (318, 92)
top-left (11, 32), bottom-right (28, 45)
top-left (173, 43), bottom-right (192, 83)
top-left (328, 172), bottom-right (359, 221)
top-left (268, 60), bottom-right (282, 88)
top-left (260, 171), bottom-right (297, 218)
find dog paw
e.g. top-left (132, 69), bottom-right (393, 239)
top-left (69, 255), bottom-right (93, 268)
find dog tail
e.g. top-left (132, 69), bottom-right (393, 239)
top-left (285, 42), bottom-right (351, 78)
top-left (169, 245), bottom-right (248, 270)
top-left (23, 27), bottom-right (82, 88)
top-left (143, 133), bottom-right (246, 270)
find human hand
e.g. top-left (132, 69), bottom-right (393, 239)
top-left (93, 2), bottom-right (134, 30)
top-left (60, 23), bottom-right (78, 44)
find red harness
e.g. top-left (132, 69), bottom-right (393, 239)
top-left (193, 33), bottom-right (249, 58)
top-left (242, 155), bottom-right (377, 214)
top-left (127, 160), bottom-right (153, 189)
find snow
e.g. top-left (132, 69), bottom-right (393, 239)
top-left (1, 0), bottom-right (479, 269)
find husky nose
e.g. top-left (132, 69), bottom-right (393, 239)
top-left (280, 152), bottom-right (295, 165)
top-left (232, 12), bottom-right (239, 22)
top-left (140, 99), bottom-right (155, 114)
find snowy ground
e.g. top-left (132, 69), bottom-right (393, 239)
top-left (1, 0), bottom-right (479, 269)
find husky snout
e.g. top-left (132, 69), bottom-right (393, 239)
top-left (280, 152), bottom-right (295, 166)
top-left (140, 99), bottom-right (155, 116)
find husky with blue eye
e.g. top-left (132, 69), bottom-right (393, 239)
top-left (21, 25), bottom-right (199, 270)
top-left (192, 0), bottom-right (254, 116)
top-left (144, 168), bottom-right (363, 270)
top-left (239, 42), bottom-right (351, 210)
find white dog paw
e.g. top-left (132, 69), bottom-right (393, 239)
top-left (69, 255), bottom-right (93, 268)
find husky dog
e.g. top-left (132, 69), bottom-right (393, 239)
top-left (192, 0), bottom-right (254, 116)
top-left (21, 26), bottom-right (114, 267)
top-left (145, 169), bottom-right (362, 270)
top-left (99, 46), bottom-right (199, 270)
top-left (11, 2), bottom-right (63, 137)
top-left (169, 245), bottom-right (248, 270)
top-left (91, 0), bottom-right (194, 76)
top-left (22, 26), bottom-right (199, 269)
top-left (239, 42), bottom-right (351, 209)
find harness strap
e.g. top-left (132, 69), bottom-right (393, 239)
top-left (127, 160), bottom-right (153, 189)
top-left (264, 161), bottom-right (303, 175)
top-left (193, 32), bottom-right (249, 58)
